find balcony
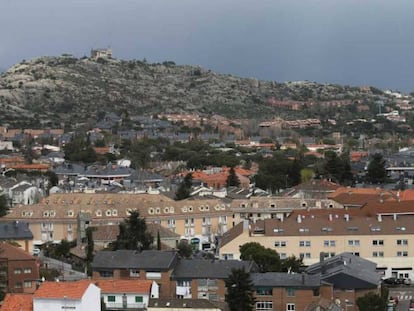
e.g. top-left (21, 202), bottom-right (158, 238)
top-left (105, 302), bottom-right (145, 309)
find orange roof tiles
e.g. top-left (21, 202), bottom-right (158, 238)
top-left (95, 279), bottom-right (152, 294)
top-left (34, 280), bottom-right (92, 299)
top-left (0, 241), bottom-right (37, 261)
top-left (1, 293), bottom-right (33, 311)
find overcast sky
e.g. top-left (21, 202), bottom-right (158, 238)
top-left (1, 0), bottom-right (413, 92)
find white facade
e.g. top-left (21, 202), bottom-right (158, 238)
top-left (34, 283), bottom-right (100, 311)
top-left (102, 292), bottom-right (150, 309)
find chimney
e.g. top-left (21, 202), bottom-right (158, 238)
top-left (344, 214), bottom-right (349, 222)
top-left (328, 214), bottom-right (333, 221)
top-left (301, 273), bottom-right (305, 285)
top-left (377, 214), bottom-right (382, 222)
top-left (297, 215), bottom-right (302, 223)
top-left (393, 213), bottom-right (397, 221)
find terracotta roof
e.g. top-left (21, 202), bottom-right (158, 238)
top-left (250, 210), bottom-right (414, 237)
top-left (0, 241), bottom-right (36, 261)
top-left (34, 280), bottom-right (92, 299)
top-left (94, 279), bottom-right (152, 294)
top-left (1, 293), bottom-right (33, 311)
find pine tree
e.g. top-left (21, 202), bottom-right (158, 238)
top-left (225, 268), bottom-right (256, 311)
top-left (226, 167), bottom-right (240, 187)
top-left (112, 211), bottom-right (153, 250)
top-left (175, 173), bottom-right (193, 200)
top-left (367, 153), bottom-right (387, 184)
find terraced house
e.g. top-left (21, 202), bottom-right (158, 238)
top-left (1, 193), bottom-right (332, 249)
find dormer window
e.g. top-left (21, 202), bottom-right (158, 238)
top-left (269, 203), bottom-right (276, 208)
top-left (43, 211), bottom-right (49, 217)
top-left (112, 209), bottom-right (118, 216)
top-left (148, 208), bottom-right (154, 215)
top-left (67, 210), bottom-right (74, 217)
top-left (240, 203), bottom-right (247, 208)
top-left (96, 210), bottom-right (102, 217)
top-left (105, 210), bottom-right (112, 217)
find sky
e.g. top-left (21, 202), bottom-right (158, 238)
top-left (1, 0), bottom-right (413, 92)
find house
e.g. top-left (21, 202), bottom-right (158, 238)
top-left (91, 250), bottom-right (178, 297)
top-left (305, 253), bottom-right (382, 311)
top-left (171, 258), bottom-right (258, 303)
top-left (95, 279), bottom-right (154, 310)
top-left (251, 272), bottom-right (339, 311)
top-left (218, 205), bottom-right (414, 281)
top-left (1, 293), bottom-right (33, 311)
top-left (33, 280), bottom-right (100, 311)
top-left (0, 241), bottom-right (40, 294)
top-left (147, 298), bottom-right (222, 311)
top-left (8, 181), bottom-right (43, 206)
top-left (0, 222), bottom-right (34, 253)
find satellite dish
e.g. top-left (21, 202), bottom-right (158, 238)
top-left (335, 299), bottom-right (341, 305)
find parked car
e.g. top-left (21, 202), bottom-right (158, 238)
top-left (32, 247), bottom-right (41, 256)
top-left (409, 298), bottom-right (414, 311)
top-left (383, 277), bottom-right (411, 286)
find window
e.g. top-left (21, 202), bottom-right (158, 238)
top-left (351, 252), bottom-right (360, 256)
top-left (135, 296), bottom-right (143, 303)
top-left (146, 272), bottom-right (161, 279)
top-left (373, 251), bottom-right (384, 257)
top-left (14, 268), bottom-right (22, 274)
top-left (286, 288), bottom-right (295, 297)
top-left (348, 240), bottom-right (360, 246)
top-left (299, 253), bottom-right (311, 259)
top-left (274, 241), bottom-right (286, 247)
top-left (256, 287), bottom-right (272, 295)
top-left (323, 240), bottom-right (336, 247)
top-left (280, 253), bottom-right (287, 259)
top-left (177, 280), bottom-right (191, 287)
top-left (24, 281), bottom-right (32, 288)
top-left (99, 271), bottom-right (113, 278)
top-left (24, 268), bottom-right (32, 274)
top-left (287, 303), bottom-right (295, 311)
top-left (397, 239), bottom-right (408, 246)
top-left (107, 296), bottom-right (116, 302)
top-left (397, 251), bottom-right (408, 257)
top-left (256, 301), bottom-right (273, 311)
top-left (130, 269), bottom-right (140, 277)
top-left (299, 241), bottom-right (311, 247)
top-left (372, 240), bottom-right (384, 246)
top-left (14, 282), bottom-right (22, 289)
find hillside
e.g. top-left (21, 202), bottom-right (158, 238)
top-left (0, 56), bottom-right (385, 127)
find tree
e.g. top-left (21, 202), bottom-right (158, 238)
top-left (85, 227), bottom-right (95, 276)
top-left (112, 211), bottom-right (153, 251)
top-left (280, 255), bottom-right (303, 273)
top-left (0, 194), bottom-right (9, 217)
top-left (225, 268), bottom-right (256, 311)
top-left (356, 292), bottom-right (386, 311)
top-left (175, 173), bottom-right (193, 200)
top-left (177, 241), bottom-right (193, 258)
top-left (300, 168), bottom-right (314, 183)
top-left (226, 167), bottom-right (240, 187)
top-left (367, 153), bottom-right (387, 184)
top-left (157, 231), bottom-right (161, 250)
top-left (239, 242), bottom-right (281, 272)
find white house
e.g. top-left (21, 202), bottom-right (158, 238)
top-left (95, 279), bottom-right (155, 309)
top-left (33, 280), bottom-right (100, 311)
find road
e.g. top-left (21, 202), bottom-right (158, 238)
top-left (389, 287), bottom-right (414, 311)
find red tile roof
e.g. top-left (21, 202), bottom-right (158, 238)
top-left (95, 279), bottom-right (152, 294)
top-left (34, 280), bottom-right (92, 299)
top-left (0, 241), bottom-right (37, 261)
top-left (1, 293), bottom-right (33, 311)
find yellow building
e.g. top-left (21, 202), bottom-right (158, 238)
top-left (219, 207), bottom-right (414, 280)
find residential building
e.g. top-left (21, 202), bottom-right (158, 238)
top-left (251, 272), bottom-right (338, 311)
top-left (0, 221), bottom-right (34, 253)
top-left (306, 253), bottom-right (382, 311)
top-left (91, 250), bottom-right (178, 298)
top-left (171, 258), bottom-right (258, 303)
top-left (0, 241), bottom-right (40, 294)
top-left (147, 298), bottom-right (221, 311)
top-left (1, 293), bottom-right (33, 311)
top-left (219, 206), bottom-right (414, 280)
top-left (33, 280), bottom-right (100, 311)
top-left (95, 279), bottom-right (154, 310)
